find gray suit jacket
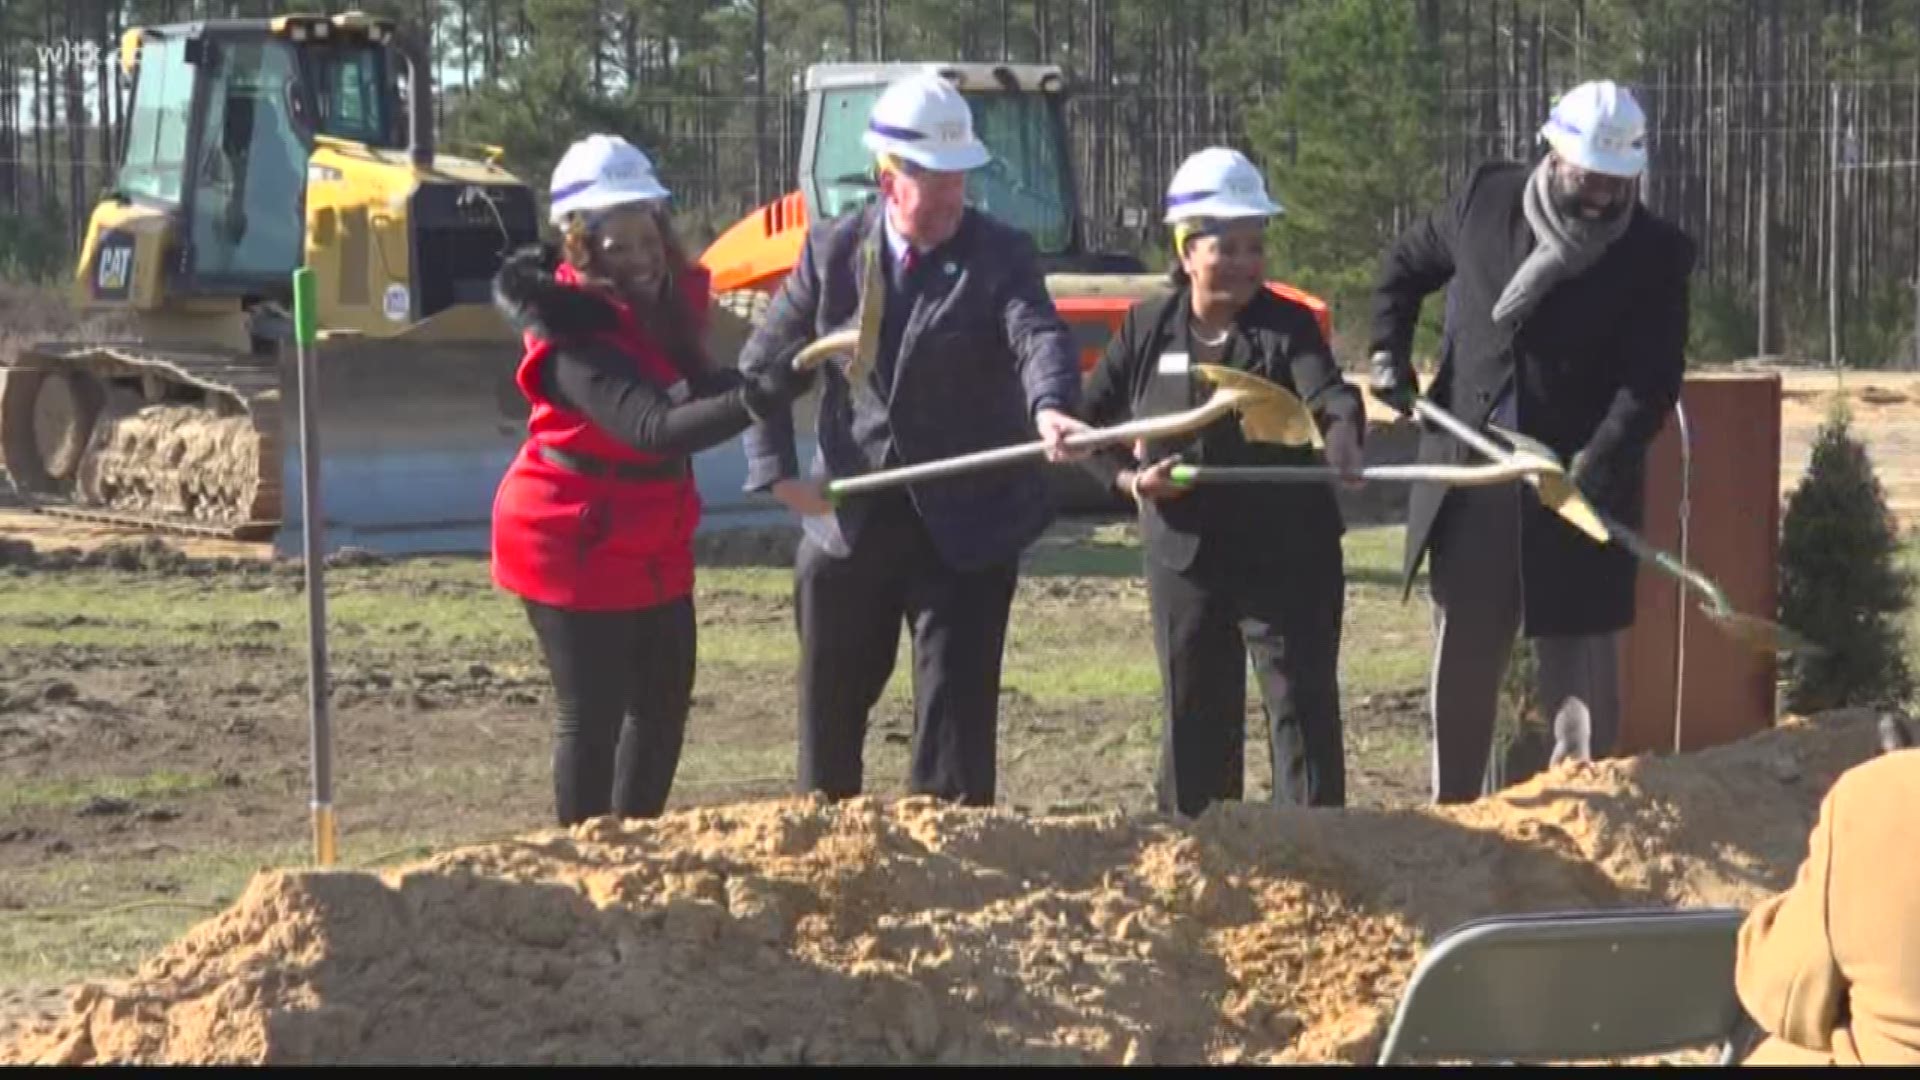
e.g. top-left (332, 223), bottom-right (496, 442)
top-left (738, 201), bottom-right (1082, 572)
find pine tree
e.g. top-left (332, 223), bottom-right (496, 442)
top-left (1778, 398), bottom-right (1915, 713)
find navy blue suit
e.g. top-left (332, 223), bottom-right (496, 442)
top-left (736, 201), bottom-right (1081, 805)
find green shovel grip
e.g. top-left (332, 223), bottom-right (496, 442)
top-left (292, 267), bottom-right (317, 347)
top-left (1169, 464), bottom-right (1197, 487)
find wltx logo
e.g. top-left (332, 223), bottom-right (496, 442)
top-left (35, 40), bottom-right (107, 69)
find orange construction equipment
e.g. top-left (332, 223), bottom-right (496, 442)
top-left (697, 63), bottom-right (1331, 492)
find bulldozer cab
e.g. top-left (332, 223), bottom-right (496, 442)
top-left (107, 17), bottom-right (396, 299)
top-left (83, 11), bottom-right (535, 337)
top-left (800, 63), bottom-right (1129, 271)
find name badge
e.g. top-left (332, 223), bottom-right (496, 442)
top-left (1157, 351), bottom-right (1190, 375)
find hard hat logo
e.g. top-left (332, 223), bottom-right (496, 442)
top-left (548, 133), bottom-right (671, 225)
top-left (1163, 146), bottom-right (1283, 224)
top-left (860, 72), bottom-right (992, 172)
top-left (1588, 128), bottom-right (1644, 154)
top-left (1541, 79), bottom-right (1648, 179)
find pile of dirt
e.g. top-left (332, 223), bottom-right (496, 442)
top-left (0, 709), bottom-right (1889, 1066)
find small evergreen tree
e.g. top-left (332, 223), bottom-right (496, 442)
top-left (1778, 399), bottom-right (1915, 712)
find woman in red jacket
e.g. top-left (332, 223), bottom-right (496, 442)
top-left (491, 134), bottom-right (808, 826)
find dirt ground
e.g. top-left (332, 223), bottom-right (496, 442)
top-left (0, 519), bottom-right (1434, 1056)
top-left (0, 362), bottom-right (1910, 1063)
top-left (0, 528), bottom-right (1430, 868)
top-left (1777, 368), bottom-right (1920, 528)
top-left (0, 707), bottom-right (1891, 1065)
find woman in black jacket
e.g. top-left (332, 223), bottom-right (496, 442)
top-left (1080, 147), bottom-right (1366, 814)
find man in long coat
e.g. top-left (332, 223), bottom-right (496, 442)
top-left (1367, 79), bottom-right (1696, 803)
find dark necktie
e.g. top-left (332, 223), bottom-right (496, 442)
top-left (894, 245), bottom-right (920, 294)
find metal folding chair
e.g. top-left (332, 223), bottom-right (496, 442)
top-left (1376, 906), bottom-right (1751, 1065)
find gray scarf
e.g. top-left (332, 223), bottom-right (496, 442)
top-left (1491, 157), bottom-right (1634, 331)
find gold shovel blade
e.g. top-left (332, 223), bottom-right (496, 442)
top-left (1192, 364), bottom-right (1320, 448)
top-left (1709, 610), bottom-right (1823, 657)
top-left (1486, 423), bottom-right (1610, 544)
top-left (791, 327), bottom-right (862, 373)
top-left (790, 241), bottom-right (885, 384)
top-left (847, 237), bottom-right (887, 386)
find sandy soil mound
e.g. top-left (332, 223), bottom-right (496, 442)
top-left (1, 709), bottom-right (1889, 1066)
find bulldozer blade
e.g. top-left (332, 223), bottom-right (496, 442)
top-left (1192, 364), bottom-right (1321, 448)
top-left (272, 330), bottom-right (527, 556)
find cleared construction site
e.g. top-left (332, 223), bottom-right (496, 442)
top-left (2, 5), bottom-right (1916, 1067)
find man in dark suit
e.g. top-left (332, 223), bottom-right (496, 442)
top-left (735, 71), bottom-right (1088, 807)
top-left (1367, 80), bottom-right (1696, 804)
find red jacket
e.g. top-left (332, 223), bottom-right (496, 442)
top-left (490, 254), bottom-right (710, 611)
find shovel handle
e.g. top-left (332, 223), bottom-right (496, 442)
top-left (1420, 396), bottom-right (1723, 609)
top-left (825, 396), bottom-right (1241, 500)
top-left (1589, 504), bottom-right (1732, 614)
top-left (828, 439), bottom-right (1051, 497)
top-left (1587, 494), bottom-right (1816, 654)
top-left (1415, 396), bottom-right (1809, 654)
top-left (1412, 398), bottom-right (1514, 463)
top-left (1169, 462), bottom-right (1551, 486)
top-left (1168, 465), bottom-right (1334, 485)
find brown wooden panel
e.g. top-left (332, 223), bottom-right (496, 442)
top-left (1616, 373), bottom-right (1782, 756)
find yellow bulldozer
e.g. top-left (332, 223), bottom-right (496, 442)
top-left (0, 27), bottom-right (1337, 554)
top-left (0, 11), bottom-right (540, 554)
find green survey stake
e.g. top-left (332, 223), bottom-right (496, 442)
top-left (291, 265), bottom-right (335, 868)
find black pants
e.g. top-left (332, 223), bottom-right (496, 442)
top-left (522, 595), bottom-right (696, 826)
top-left (1145, 534), bottom-right (1347, 815)
top-left (794, 492), bottom-right (1019, 807)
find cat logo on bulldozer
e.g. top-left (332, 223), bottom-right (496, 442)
top-left (93, 231), bottom-right (135, 300)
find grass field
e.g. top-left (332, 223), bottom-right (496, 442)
top-left (0, 521), bottom-right (1439, 1003)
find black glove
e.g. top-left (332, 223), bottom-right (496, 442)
top-left (1368, 350), bottom-right (1418, 417)
top-left (683, 366), bottom-right (744, 397)
top-left (741, 358), bottom-right (815, 419)
top-left (1568, 447), bottom-right (1606, 501)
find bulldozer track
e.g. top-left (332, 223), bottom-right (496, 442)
top-left (1, 340), bottom-right (286, 539)
top-left (14, 502), bottom-right (278, 541)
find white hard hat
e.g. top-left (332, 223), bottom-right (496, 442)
top-left (1163, 147), bottom-right (1283, 223)
top-left (860, 73), bottom-right (992, 172)
top-left (547, 134), bottom-right (671, 224)
top-left (1540, 80), bottom-right (1648, 178)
